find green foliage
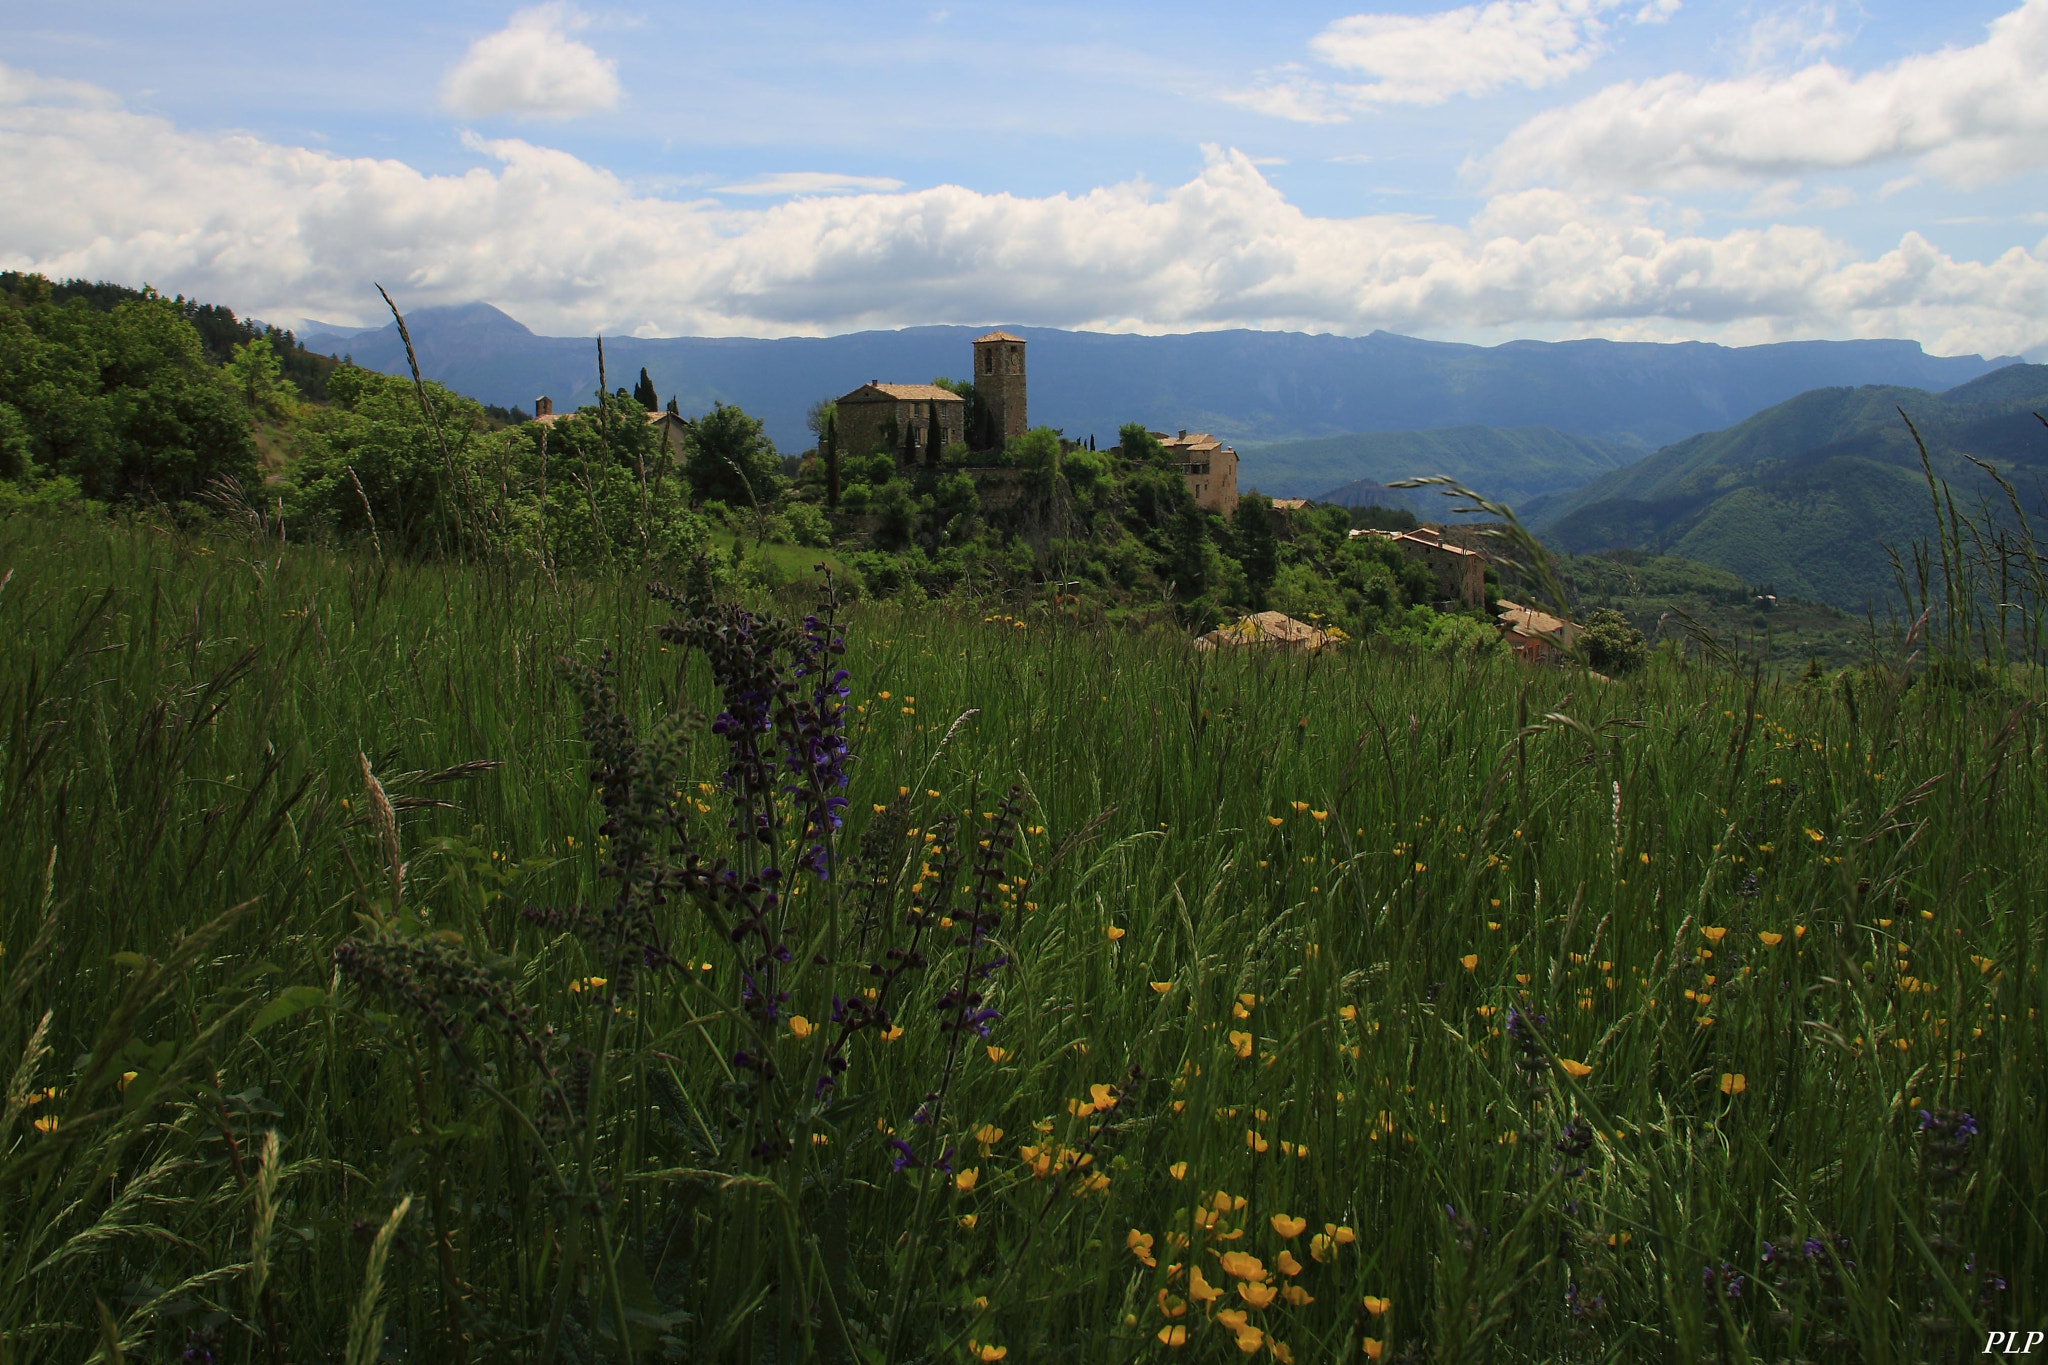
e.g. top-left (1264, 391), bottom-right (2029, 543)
top-left (1004, 425), bottom-right (1062, 476)
top-left (0, 286), bottom-right (257, 502)
top-left (1234, 491), bottom-right (1280, 607)
top-left (1581, 607), bottom-right (1650, 675)
top-left (1117, 422), bottom-right (1167, 465)
top-left (290, 372), bottom-right (706, 568)
top-left (686, 401), bottom-right (781, 508)
top-left (782, 499), bottom-right (832, 548)
top-left (225, 334), bottom-right (299, 421)
top-left (288, 365), bottom-right (487, 552)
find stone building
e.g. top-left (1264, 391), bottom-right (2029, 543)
top-left (1157, 430), bottom-right (1240, 514)
top-left (972, 331), bottom-right (1027, 445)
top-left (832, 383), bottom-right (966, 460)
top-left (1352, 525), bottom-right (1487, 608)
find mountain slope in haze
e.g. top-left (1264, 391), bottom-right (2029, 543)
top-left (1232, 424), bottom-right (1636, 507)
top-left (1527, 365), bottom-right (2048, 610)
top-left (302, 304), bottom-right (2015, 455)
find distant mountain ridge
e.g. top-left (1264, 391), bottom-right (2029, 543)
top-left (302, 303), bottom-right (2016, 455)
top-left (1526, 365), bottom-right (2048, 610)
top-left (1230, 424), bottom-right (1637, 507)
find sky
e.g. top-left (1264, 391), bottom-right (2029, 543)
top-left (4, 0), bottom-right (2046, 355)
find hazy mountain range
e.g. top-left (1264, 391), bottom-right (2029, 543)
top-left (302, 303), bottom-right (2015, 456)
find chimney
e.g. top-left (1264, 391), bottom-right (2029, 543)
top-left (535, 396), bottom-right (553, 417)
top-left (1178, 429), bottom-right (1187, 440)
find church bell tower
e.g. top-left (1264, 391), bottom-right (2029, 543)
top-left (971, 331), bottom-right (1027, 448)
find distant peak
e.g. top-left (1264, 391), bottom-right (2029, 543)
top-left (394, 301), bottom-right (535, 337)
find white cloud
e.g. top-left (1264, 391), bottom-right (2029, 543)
top-left (714, 172), bottom-right (907, 196)
top-left (440, 4), bottom-right (620, 120)
top-left (1, 64), bottom-right (2042, 356)
top-left (1230, 0), bottom-right (1675, 119)
top-left (1740, 1), bottom-right (1849, 69)
top-left (1487, 0), bottom-right (2048, 191)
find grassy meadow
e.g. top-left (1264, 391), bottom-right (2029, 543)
top-left (1, 510), bottom-right (2041, 1364)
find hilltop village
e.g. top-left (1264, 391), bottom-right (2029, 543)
top-left (521, 327), bottom-right (1620, 665)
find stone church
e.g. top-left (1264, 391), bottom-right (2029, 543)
top-left (831, 330), bottom-right (1239, 513)
top-left (834, 331), bottom-right (1028, 459)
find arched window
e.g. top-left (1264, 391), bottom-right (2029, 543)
top-left (983, 350), bottom-right (993, 375)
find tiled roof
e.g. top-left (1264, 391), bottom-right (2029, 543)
top-left (1497, 602), bottom-right (1577, 639)
top-left (837, 382), bottom-right (966, 404)
top-left (1195, 611), bottom-right (1331, 652)
top-left (1158, 430), bottom-right (1227, 454)
top-left (973, 330), bottom-right (1025, 344)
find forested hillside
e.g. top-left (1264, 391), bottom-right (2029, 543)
top-left (1529, 366), bottom-right (2048, 609)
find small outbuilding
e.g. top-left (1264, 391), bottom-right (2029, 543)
top-left (1495, 600), bottom-right (1580, 663)
top-left (1194, 611), bottom-right (1333, 653)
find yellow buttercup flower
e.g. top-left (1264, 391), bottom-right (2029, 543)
top-left (1310, 810), bottom-right (1328, 821)
top-left (1308, 1233), bottom-right (1334, 1263)
top-left (1267, 816), bottom-right (1285, 827)
top-left (1169, 1161), bottom-right (1188, 1179)
top-left (1702, 926), bottom-right (1728, 942)
top-left (1558, 1058), bottom-right (1593, 1079)
top-left (955, 1168), bottom-right (979, 1191)
top-left (1719, 1073), bottom-right (1747, 1095)
top-left (1228, 1030), bottom-right (1254, 1059)
top-left (1245, 1130), bottom-right (1270, 1153)
top-left (1270, 1214), bottom-right (1306, 1239)
top-left (1188, 1267), bottom-right (1224, 1303)
top-left (1151, 981), bottom-right (1174, 994)
top-left (789, 1016), bottom-right (815, 1039)
top-left (1105, 926), bottom-right (1127, 941)
top-left (1461, 954), bottom-right (1479, 971)
top-left (1362, 1295), bottom-right (1391, 1316)
top-left (1363, 1338), bottom-right (1385, 1361)
top-left (1759, 931), bottom-right (1783, 946)
top-left (1280, 1285), bottom-right (1312, 1306)
top-left (986, 1046), bottom-right (1008, 1063)
top-left (1290, 801), bottom-right (1310, 814)
top-left (1157, 1325), bottom-right (1188, 1347)
top-left (1238, 1282), bottom-right (1278, 1309)
top-left (976, 1124), bottom-right (1005, 1150)
top-left (1276, 1249), bottom-right (1304, 1277)
top-left (1218, 1251), bottom-right (1266, 1281)
top-left (968, 1340), bottom-right (1007, 1361)
top-left (1090, 1083), bottom-right (1120, 1111)
top-left (1231, 1325), bottom-right (1264, 1354)
top-left (1128, 1229), bottom-right (1157, 1266)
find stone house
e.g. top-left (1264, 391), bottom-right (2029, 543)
top-left (1351, 525), bottom-right (1486, 608)
top-left (1495, 600), bottom-right (1580, 663)
top-left (1156, 430), bottom-right (1240, 513)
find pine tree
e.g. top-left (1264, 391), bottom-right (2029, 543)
top-left (633, 367), bottom-right (658, 411)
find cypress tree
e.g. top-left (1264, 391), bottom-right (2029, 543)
top-left (824, 414), bottom-right (841, 508)
top-left (633, 367), bottom-right (658, 411)
top-left (925, 399), bottom-right (943, 467)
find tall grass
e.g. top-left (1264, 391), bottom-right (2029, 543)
top-left (0, 507), bottom-right (2040, 1363)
